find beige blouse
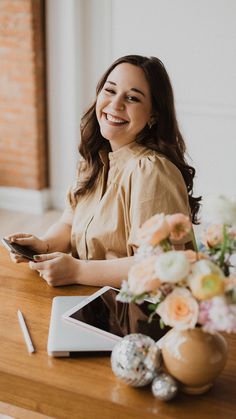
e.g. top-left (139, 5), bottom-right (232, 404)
top-left (64, 142), bottom-right (192, 260)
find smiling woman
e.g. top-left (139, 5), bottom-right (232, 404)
top-left (95, 63), bottom-right (152, 150)
top-left (5, 55), bottom-right (201, 288)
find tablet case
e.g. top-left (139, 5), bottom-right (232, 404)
top-left (47, 296), bottom-right (119, 357)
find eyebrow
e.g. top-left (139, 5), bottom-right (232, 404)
top-left (105, 80), bottom-right (146, 97)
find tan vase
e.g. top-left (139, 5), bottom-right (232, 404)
top-left (161, 327), bottom-right (228, 395)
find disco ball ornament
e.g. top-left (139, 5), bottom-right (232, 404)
top-left (152, 372), bottom-right (178, 401)
top-left (111, 333), bottom-right (161, 387)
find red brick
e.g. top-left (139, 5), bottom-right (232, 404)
top-left (0, 0), bottom-right (48, 190)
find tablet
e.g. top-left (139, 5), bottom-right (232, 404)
top-left (63, 286), bottom-right (168, 342)
top-left (47, 296), bottom-right (118, 356)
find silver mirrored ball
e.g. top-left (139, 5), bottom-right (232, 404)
top-left (152, 372), bottom-right (178, 401)
top-left (111, 333), bottom-right (161, 387)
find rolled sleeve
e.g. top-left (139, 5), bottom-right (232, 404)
top-left (127, 155), bottom-right (191, 253)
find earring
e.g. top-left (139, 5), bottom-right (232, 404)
top-left (148, 117), bottom-right (156, 129)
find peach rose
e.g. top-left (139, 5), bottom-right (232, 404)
top-left (166, 213), bottom-right (191, 241)
top-left (224, 276), bottom-right (236, 293)
top-left (128, 256), bottom-right (161, 296)
top-left (184, 250), bottom-right (209, 263)
top-left (136, 213), bottom-right (170, 247)
top-left (188, 260), bottom-right (225, 300)
top-left (201, 224), bottom-right (224, 248)
top-left (156, 287), bottom-right (199, 330)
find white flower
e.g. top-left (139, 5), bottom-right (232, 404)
top-left (203, 195), bottom-right (236, 226)
top-left (154, 251), bottom-right (190, 283)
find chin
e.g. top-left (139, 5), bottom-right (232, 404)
top-left (100, 128), bottom-right (118, 142)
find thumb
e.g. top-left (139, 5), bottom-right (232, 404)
top-left (33, 252), bottom-right (62, 262)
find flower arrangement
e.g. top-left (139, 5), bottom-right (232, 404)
top-left (118, 195), bottom-right (236, 333)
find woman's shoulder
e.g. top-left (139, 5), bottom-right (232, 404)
top-left (126, 145), bottom-right (182, 179)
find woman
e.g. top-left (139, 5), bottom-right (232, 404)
top-left (6, 55), bottom-right (201, 287)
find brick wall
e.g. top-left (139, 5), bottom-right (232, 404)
top-left (0, 0), bottom-right (48, 190)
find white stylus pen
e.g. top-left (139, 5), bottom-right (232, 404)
top-left (17, 309), bottom-right (35, 354)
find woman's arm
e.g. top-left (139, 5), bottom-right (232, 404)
top-left (29, 253), bottom-right (136, 288)
top-left (6, 209), bottom-right (73, 263)
top-left (78, 256), bottom-right (136, 287)
top-left (40, 219), bottom-right (72, 253)
top-left (40, 206), bottom-right (74, 253)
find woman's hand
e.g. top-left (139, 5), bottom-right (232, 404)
top-left (29, 252), bottom-right (80, 286)
top-left (6, 233), bottom-right (48, 263)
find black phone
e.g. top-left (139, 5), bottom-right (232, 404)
top-left (1, 238), bottom-right (36, 261)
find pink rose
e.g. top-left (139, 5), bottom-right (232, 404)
top-left (199, 297), bottom-right (236, 333)
top-left (137, 213), bottom-right (170, 247)
top-left (198, 300), bottom-right (212, 325)
top-left (156, 287), bottom-right (199, 330)
top-left (166, 213), bottom-right (191, 241)
top-left (128, 256), bottom-right (161, 296)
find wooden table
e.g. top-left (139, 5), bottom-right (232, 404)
top-left (0, 246), bottom-right (235, 419)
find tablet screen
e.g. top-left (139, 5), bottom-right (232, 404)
top-left (68, 288), bottom-right (168, 341)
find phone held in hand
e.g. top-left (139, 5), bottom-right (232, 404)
top-left (1, 238), bottom-right (36, 261)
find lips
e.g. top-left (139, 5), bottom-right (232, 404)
top-left (104, 113), bottom-right (128, 124)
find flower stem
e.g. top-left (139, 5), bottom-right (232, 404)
top-left (191, 227), bottom-right (199, 252)
top-left (219, 224), bottom-right (228, 274)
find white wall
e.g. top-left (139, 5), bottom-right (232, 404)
top-left (110, 0), bottom-right (236, 202)
top-left (47, 0), bottom-right (236, 210)
top-left (46, 0), bottom-right (112, 209)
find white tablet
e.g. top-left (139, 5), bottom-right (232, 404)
top-left (47, 296), bottom-right (118, 357)
top-left (63, 286), bottom-right (167, 342)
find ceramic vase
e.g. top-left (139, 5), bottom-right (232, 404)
top-left (161, 327), bottom-right (228, 395)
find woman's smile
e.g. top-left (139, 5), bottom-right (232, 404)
top-left (104, 112), bottom-right (129, 125)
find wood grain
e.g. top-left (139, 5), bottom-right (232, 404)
top-left (0, 246), bottom-right (235, 419)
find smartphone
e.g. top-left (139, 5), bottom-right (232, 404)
top-left (1, 238), bottom-right (36, 261)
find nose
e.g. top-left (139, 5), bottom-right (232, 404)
top-left (111, 95), bottom-right (125, 111)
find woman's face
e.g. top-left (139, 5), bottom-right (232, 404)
top-left (96, 63), bottom-right (152, 150)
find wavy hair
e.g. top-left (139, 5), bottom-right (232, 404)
top-left (74, 55), bottom-right (201, 223)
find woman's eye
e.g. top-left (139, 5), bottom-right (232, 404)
top-left (104, 88), bottom-right (115, 94)
top-left (126, 95), bottom-right (140, 103)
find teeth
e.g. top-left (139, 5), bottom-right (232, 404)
top-left (106, 114), bottom-right (126, 123)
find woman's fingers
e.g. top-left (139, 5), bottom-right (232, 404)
top-left (30, 253), bottom-right (63, 287)
top-left (34, 252), bottom-right (62, 262)
top-left (29, 252), bottom-right (62, 271)
top-left (6, 234), bottom-right (37, 249)
top-left (6, 234), bottom-right (47, 254)
top-left (29, 253), bottom-right (79, 287)
top-left (6, 233), bottom-right (33, 241)
top-left (10, 237), bottom-right (35, 246)
top-left (10, 252), bottom-right (28, 263)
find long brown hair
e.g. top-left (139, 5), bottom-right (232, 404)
top-left (75, 55), bottom-right (201, 223)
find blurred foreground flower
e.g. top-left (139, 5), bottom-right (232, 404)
top-left (203, 195), bottom-right (236, 226)
top-left (117, 197), bottom-right (236, 333)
